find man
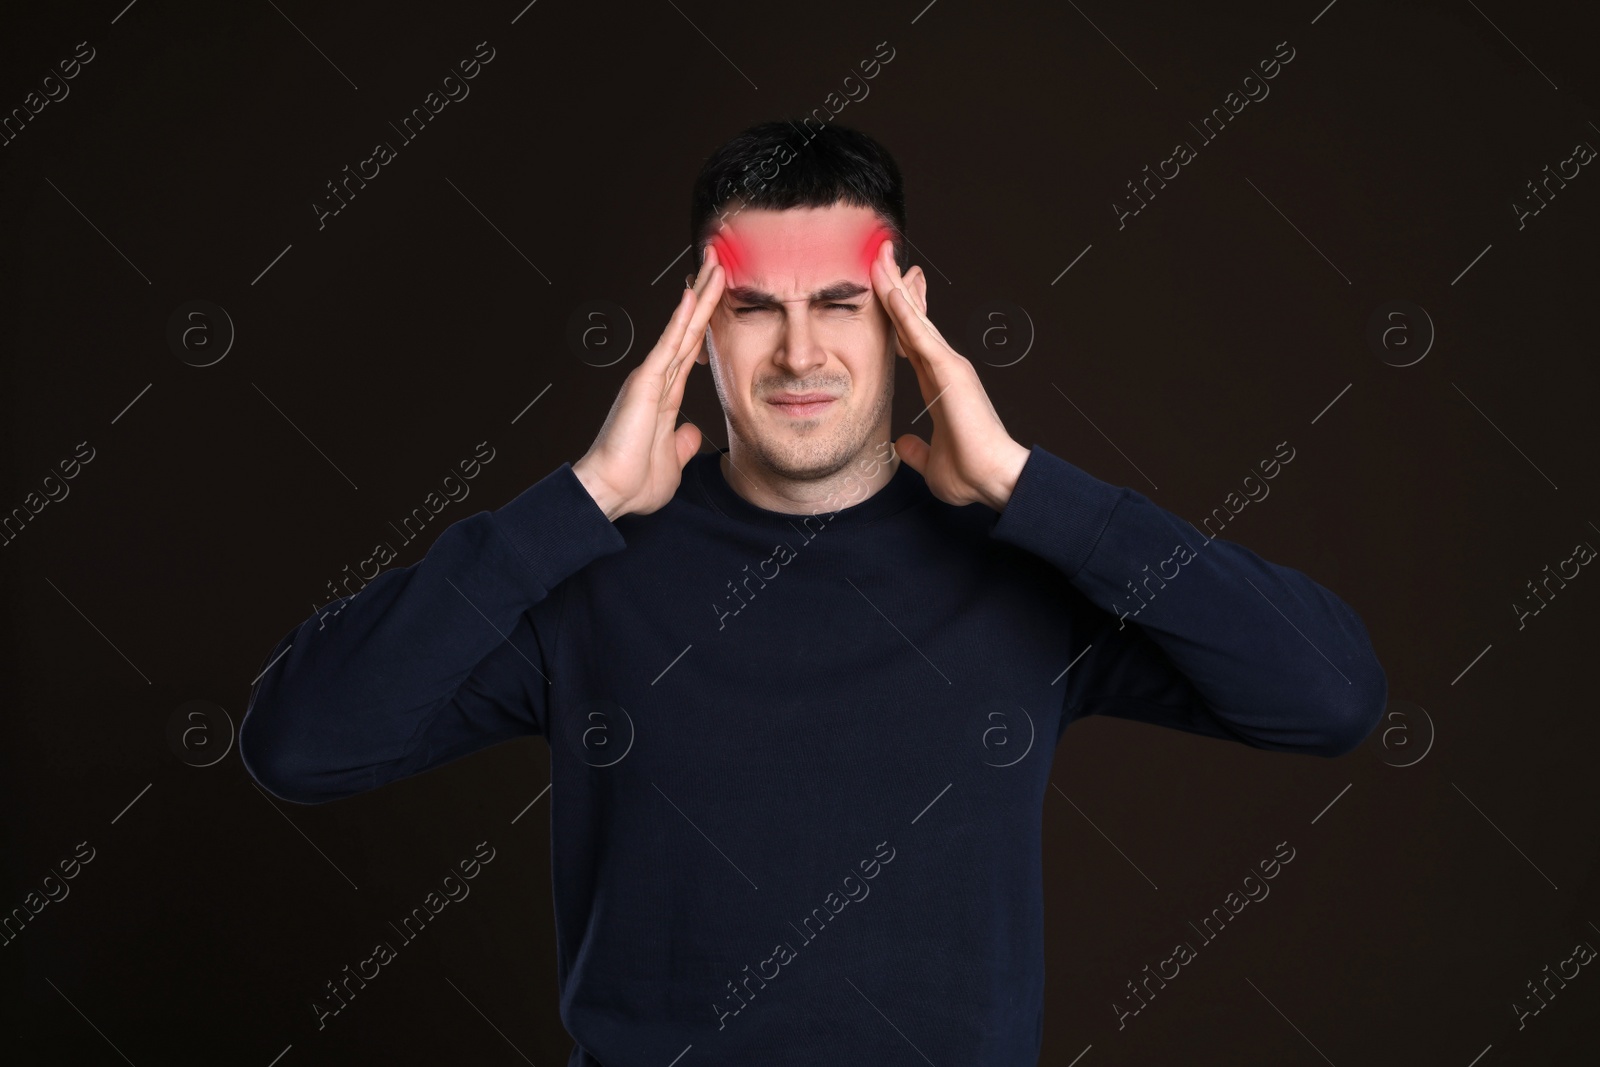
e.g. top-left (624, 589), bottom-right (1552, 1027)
top-left (241, 120), bottom-right (1387, 1066)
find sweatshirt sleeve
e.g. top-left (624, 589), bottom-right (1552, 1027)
top-left (989, 445), bottom-right (1386, 758)
top-left (239, 462), bottom-right (627, 804)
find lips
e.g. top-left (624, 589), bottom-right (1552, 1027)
top-left (767, 394), bottom-right (838, 418)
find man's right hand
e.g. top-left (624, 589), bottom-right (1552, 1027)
top-left (573, 244), bottom-right (725, 521)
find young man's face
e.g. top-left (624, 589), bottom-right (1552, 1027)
top-left (698, 201), bottom-right (928, 481)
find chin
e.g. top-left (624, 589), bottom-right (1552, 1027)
top-left (754, 429), bottom-right (868, 481)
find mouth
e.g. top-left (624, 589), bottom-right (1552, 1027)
top-left (766, 394), bottom-right (838, 418)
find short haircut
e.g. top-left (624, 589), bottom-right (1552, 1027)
top-left (688, 120), bottom-right (909, 274)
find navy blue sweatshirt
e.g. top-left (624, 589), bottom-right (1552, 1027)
top-left (240, 442), bottom-right (1386, 1066)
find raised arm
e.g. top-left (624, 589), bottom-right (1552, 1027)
top-left (239, 463), bottom-right (626, 804)
top-left (240, 249), bottom-right (728, 804)
top-left (860, 239), bottom-right (1386, 759)
top-left (990, 446), bottom-right (1387, 758)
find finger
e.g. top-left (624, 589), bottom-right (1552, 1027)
top-left (673, 419), bottom-right (703, 471)
top-left (868, 263), bottom-right (947, 423)
top-left (879, 273), bottom-right (938, 364)
top-left (674, 244), bottom-right (721, 357)
top-left (893, 432), bottom-right (930, 475)
top-left (900, 317), bottom-right (939, 423)
top-left (869, 239), bottom-right (899, 311)
top-left (646, 246), bottom-right (721, 374)
top-left (648, 286), bottom-right (698, 374)
top-left (673, 268), bottom-right (724, 393)
top-left (873, 241), bottom-right (953, 346)
top-left (662, 264), bottom-right (724, 403)
top-left (874, 258), bottom-right (958, 376)
top-left (876, 236), bottom-right (900, 283)
top-left (695, 240), bottom-right (720, 287)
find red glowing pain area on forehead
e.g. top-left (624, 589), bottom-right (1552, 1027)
top-left (708, 221), bottom-right (895, 289)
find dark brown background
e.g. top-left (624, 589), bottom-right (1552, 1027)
top-left (3, 0), bottom-right (1596, 1063)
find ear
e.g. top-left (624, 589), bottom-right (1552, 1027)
top-left (697, 324), bottom-right (713, 366)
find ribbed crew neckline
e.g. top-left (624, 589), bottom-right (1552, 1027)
top-left (688, 447), bottom-right (925, 531)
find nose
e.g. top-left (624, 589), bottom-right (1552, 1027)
top-left (774, 305), bottom-right (827, 377)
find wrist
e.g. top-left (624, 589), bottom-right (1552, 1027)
top-left (572, 458), bottom-right (626, 522)
top-left (984, 440), bottom-right (1032, 512)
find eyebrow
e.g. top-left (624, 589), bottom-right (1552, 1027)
top-left (725, 281), bottom-right (870, 305)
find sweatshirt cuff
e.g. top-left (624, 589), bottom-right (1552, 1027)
top-left (989, 445), bottom-right (1128, 581)
top-left (489, 461), bottom-right (627, 595)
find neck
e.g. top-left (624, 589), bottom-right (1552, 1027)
top-left (720, 439), bottom-right (900, 516)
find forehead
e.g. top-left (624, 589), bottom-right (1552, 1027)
top-left (710, 203), bottom-right (890, 290)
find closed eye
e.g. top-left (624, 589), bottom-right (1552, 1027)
top-left (733, 303), bottom-right (863, 315)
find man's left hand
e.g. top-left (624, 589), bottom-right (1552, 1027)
top-left (870, 238), bottom-right (1031, 512)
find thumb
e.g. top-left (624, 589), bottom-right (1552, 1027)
top-left (674, 421), bottom-right (703, 470)
top-left (893, 433), bottom-right (930, 474)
